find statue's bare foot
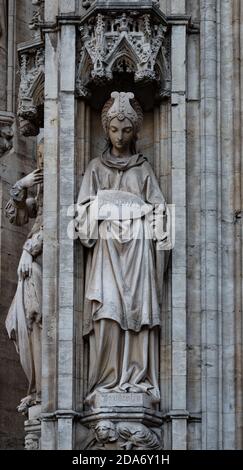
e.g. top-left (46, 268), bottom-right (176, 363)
top-left (17, 395), bottom-right (36, 414)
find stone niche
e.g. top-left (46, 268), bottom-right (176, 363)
top-left (75, 0), bottom-right (171, 451)
top-left (76, 0), bottom-right (170, 108)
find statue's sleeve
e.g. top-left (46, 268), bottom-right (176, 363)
top-left (23, 228), bottom-right (43, 258)
top-left (5, 180), bottom-right (37, 226)
top-left (77, 161), bottom-right (99, 248)
top-left (143, 162), bottom-right (168, 246)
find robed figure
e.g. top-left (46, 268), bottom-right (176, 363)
top-left (5, 143), bottom-right (43, 413)
top-left (77, 92), bottom-right (168, 406)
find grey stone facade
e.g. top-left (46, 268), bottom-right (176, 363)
top-left (0, 0), bottom-right (242, 450)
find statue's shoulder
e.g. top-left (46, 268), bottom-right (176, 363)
top-left (85, 157), bottom-right (101, 171)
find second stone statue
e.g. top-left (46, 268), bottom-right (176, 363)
top-left (5, 141), bottom-right (43, 415)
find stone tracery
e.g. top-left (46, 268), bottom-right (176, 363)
top-left (77, 8), bottom-right (170, 99)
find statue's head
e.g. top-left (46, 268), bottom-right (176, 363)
top-left (102, 92), bottom-right (143, 155)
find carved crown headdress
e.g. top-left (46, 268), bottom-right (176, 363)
top-left (102, 92), bottom-right (143, 135)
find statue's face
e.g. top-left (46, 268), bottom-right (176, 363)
top-left (95, 424), bottom-right (110, 442)
top-left (108, 117), bottom-right (134, 154)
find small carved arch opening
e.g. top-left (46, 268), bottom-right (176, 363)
top-left (112, 56), bottom-right (137, 74)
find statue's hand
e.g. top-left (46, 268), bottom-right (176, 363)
top-left (20, 169), bottom-right (43, 188)
top-left (18, 250), bottom-right (33, 279)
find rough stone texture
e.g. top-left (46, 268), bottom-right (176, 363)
top-left (0, 0), bottom-right (36, 450)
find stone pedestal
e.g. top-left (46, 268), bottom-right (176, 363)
top-left (78, 393), bottom-right (163, 450)
top-left (24, 405), bottom-right (41, 450)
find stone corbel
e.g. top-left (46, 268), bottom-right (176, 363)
top-left (17, 42), bottom-right (45, 136)
top-left (0, 112), bottom-right (14, 158)
top-left (85, 420), bottom-right (163, 450)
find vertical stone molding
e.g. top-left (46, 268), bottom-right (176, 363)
top-left (57, 22), bottom-right (76, 450)
top-left (41, 27), bottom-right (59, 451)
top-left (220, 0), bottom-right (235, 449)
top-left (170, 14), bottom-right (188, 450)
top-left (200, 0), bottom-right (219, 450)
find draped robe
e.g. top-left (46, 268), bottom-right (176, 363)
top-left (77, 153), bottom-right (167, 404)
top-left (5, 183), bottom-right (43, 402)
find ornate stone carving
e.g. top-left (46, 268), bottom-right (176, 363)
top-left (29, 1), bottom-right (44, 37)
top-left (77, 5), bottom-right (170, 99)
top-left (86, 420), bottom-right (162, 450)
top-left (5, 143), bottom-right (43, 415)
top-left (17, 45), bottom-right (44, 136)
top-left (82, 0), bottom-right (94, 10)
top-left (0, 112), bottom-right (14, 158)
top-left (25, 433), bottom-right (40, 450)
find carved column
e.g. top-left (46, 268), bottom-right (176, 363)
top-left (220, 0), bottom-right (235, 449)
top-left (200, 0), bottom-right (220, 450)
top-left (169, 11), bottom-right (188, 449)
top-left (57, 19), bottom-right (76, 451)
top-left (41, 0), bottom-right (77, 451)
top-left (41, 0), bottom-right (59, 451)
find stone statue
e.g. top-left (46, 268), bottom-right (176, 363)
top-left (5, 141), bottom-right (43, 414)
top-left (77, 92), bottom-right (168, 406)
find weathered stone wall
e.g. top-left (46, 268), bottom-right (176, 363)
top-left (159, 0), bottom-right (242, 450)
top-left (0, 0), bottom-right (36, 449)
